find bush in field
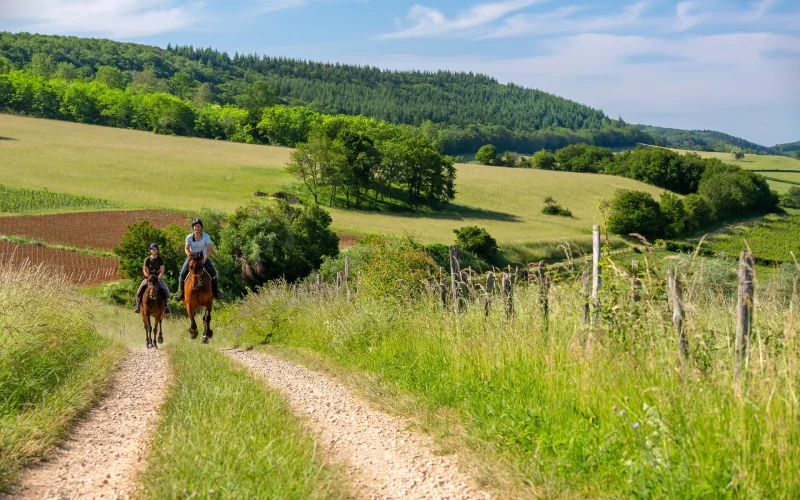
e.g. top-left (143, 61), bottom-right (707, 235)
top-left (530, 149), bottom-right (556, 170)
top-left (113, 221), bottom-right (183, 290)
top-left (357, 236), bottom-right (439, 300)
top-left (422, 243), bottom-right (485, 272)
top-left (659, 191), bottom-right (686, 236)
top-left (683, 193), bottom-right (714, 231)
top-left (453, 226), bottom-right (498, 261)
top-left (541, 196), bottom-right (573, 217)
top-left (781, 186), bottom-right (800, 208)
top-left (607, 189), bottom-right (666, 240)
top-left (475, 144), bottom-right (499, 165)
top-left (216, 201), bottom-right (338, 296)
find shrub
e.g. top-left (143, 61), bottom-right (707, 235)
top-left (683, 193), bottom-right (714, 231)
top-left (780, 186), bottom-right (800, 209)
top-left (607, 189), bottom-right (666, 240)
top-left (475, 144), bottom-right (499, 166)
top-left (541, 197), bottom-right (573, 217)
top-left (659, 191), bottom-right (686, 236)
top-left (453, 226), bottom-right (498, 261)
top-left (113, 221), bottom-right (183, 290)
top-left (531, 149), bottom-right (556, 170)
top-left (356, 236), bottom-right (439, 300)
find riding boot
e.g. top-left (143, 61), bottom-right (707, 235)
top-left (175, 278), bottom-right (186, 301)
top-left (212, 278), bottom-right (221, 299)
top-left (133, 298), bottom-right (141, 313)
top-left (162, 290), bottom-right (172, 314)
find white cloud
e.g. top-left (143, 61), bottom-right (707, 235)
top-left (0, 0), bottom-right (195, 38)
top-left (484, 1), bottom-right (649, 38)
top-left (377, 0), bottom-right (548, 40)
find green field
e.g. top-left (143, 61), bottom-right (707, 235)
top-left (1, 114), bottom-right (666, 244)
top-left (667, 148), bottom-right (800, 193)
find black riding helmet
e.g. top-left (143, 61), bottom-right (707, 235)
top-left (149, 242), bottom-right (159, 249)
top-left (192, 218), bottom-right (203, 229)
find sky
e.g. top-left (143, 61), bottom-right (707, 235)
top-left (1, 0), bottom-right (799, 145)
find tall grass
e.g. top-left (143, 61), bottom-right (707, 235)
top-left (0, 184), bottom-right (117, 213)
top-left (138, 340), bottom-right (346, 499)
top-left (0, 263), bottom-right (124, 490)
top-left (230, 261), bottom-right (800, 498)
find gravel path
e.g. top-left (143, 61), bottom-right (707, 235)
top-left (226, 349), bottom-right (491, 500)
top-left (5, 349), bottom-right (169, 500)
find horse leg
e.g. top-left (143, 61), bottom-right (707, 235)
top-left (201, 306), bottom-right (212, 343)
top-left (188, 306), bottom-right (199, 340)
top-left (144, 314), bottom-right (153, 349)
top-left (157, 317), bottom-right (164, 344)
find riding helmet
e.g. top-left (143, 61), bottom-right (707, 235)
top-left (192, 218), bottom-right (203, 228)
top-left (150, 242), bottom-right (159, 249)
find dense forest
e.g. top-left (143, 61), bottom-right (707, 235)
top-left (773, 141), bottom-right (800, 156)
top-left (638, 126), bottom-right (784, 156)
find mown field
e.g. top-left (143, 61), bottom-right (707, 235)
top-left (667, 148), bottom-right (800, 193)
top-left (1, 114), bottom-right (666, 245)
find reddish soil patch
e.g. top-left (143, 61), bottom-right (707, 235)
top-left (0, 241), bottom-right (119, 286)
top-left (336, 232), bottom-right (362, 250)
top-left (0, 210), bottom-right (188, 251)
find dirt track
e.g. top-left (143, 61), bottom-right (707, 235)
top-left (226, 349), bottom-right (491, 500)
top-left (5, 349), bottom-right (169, 500)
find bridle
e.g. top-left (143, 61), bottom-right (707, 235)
top-left (146, 275), bottom-right (159, 300)
top-left (189, 254), bottom-right (205, 290)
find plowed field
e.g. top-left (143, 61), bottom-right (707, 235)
top-left (0, 241), bottom-right (119, 285)
top-left (0, 210), bottom-right (188, 251)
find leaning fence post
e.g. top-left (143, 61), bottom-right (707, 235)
top-left (502, 273), bottom-right (514, 319)
top-left (336, 271), bottom-right (343, 290)
top-left (591, 224), bottom-right (602, 326)
top-left (449, 245), bottom-right (463, 312)
top-left (735, 251), bottom-right (755, 381)
top-left (667, 269), bottom-right (688, 362)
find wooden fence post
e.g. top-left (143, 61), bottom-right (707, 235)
top-left (439, 276), bottom-right (448, 308)
top-left (591, 224), bottom-right (602, 326)
top-left (667, 270), bottom-right (688, 362)
top-left (449, 245), bottom-right (463, 312)
top-left (735, 251), bottom-right (755, 381)
top-left (502, 273), bottom-right (514, 319)
top-left (315, 273), bottom-right (321, 289)
top-left (336, 271), bottom-right (343, 290)
top-left (485, 272), bottom-right (495, 317)
top-left (344, 255), bottom-right (351, 298)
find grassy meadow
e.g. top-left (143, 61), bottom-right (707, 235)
top-left (224, 264), bottom-right (800, 498)
top-left (1, 114), bottom-right (666, 244)
top-left (0, 264), bottom-right (126, 490)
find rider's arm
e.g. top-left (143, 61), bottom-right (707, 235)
top-left (158, 265), bottom-right (165, 279)
top-left (185, 243), bottom-right (192, 257)
top-left (142, 262), bottom-right (149, 277)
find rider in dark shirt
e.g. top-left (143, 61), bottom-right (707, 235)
top-left (134, 243), bottom-right (171, 314)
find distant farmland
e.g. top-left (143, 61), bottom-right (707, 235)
top-left (0, 114), bottom-right (672, 246)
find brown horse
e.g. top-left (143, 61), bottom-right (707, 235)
top-left (184, 252), bottom-right (214, 343)
top-left (141, 274), bottom-right (166, 348)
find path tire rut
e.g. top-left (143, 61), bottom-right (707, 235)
top-left (5, 349), bottom-right (169, 500)
top-left (226, 349), bottom-right (491, 500)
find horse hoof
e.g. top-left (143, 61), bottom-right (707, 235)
top-left (158, 336), bottom-right (164, 344)
top-left (206, 330), bottom-right (214, 338)
top-left (146, 342), bottom-right (153, 349)
top-left (201, 336), bottom-right (209, 344)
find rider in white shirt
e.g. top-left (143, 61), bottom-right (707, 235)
top-left (174, 218), bottom-right (221, 300)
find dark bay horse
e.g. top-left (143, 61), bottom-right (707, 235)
top-left (183, 252), bottom-right (214, 343)
top-left (141, 274), bottom-right (166, 348)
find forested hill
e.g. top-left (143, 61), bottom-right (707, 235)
top-left (0, 32), bottom-right (778, 156)
top-left (773, 141), bottom-right (800, 155)
top-left (640, 125), bottom-right (783, 156)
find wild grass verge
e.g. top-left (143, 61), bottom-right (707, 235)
top-left (0, 264), bottom-right (125, 491)
top-left (228, 259), bottom-right (800, 498)
top-left (138, 341), bottom-right (346, 499)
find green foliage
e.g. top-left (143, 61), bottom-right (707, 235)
top-left (780, 186), bottom-right (800, 208)
top-left (682, 193), bottom-right (714, 231)
top-left (501, 150), bottom-right (519, 167)
top-left (554, 143), bottom-right (614, 173)
top-left (140, 342), bottom-right (344, 499)
top-left (659, 191), bottom-right (686, 236)
top-left (475, 144), bottom-right (499, 165)
top-left (732, 148), bottom-right (745, 160)
top-left (453, 226), bottom-right (498, 261)
top-left (607, 190), bottom-right (666, 240)
top-left (530, 149), bottom-right (556, 170)
top-left (0, 184), bottom-right (117, 212)
top-left (113, 221), bottom-right (183, 290)
top-left (355, 236), bottom-right (439, 300)
top-left (216, 201), bottom-right (338, 296)
top-left (609, 147), bottom-right (707, 194)
top-left (641, 125), bottom-right (781, 155)
top-left (705, 215), bottom-right (800, 264)
top-left (698, 161), bottom-right (776, 218)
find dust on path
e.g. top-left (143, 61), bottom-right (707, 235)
top-left (226, 349), bottom-right (491, 500)
top-left (5, 349), bottom-right (169, 500)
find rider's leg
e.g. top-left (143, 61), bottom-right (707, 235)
top-left (204, 259), bottom-right (221, 299)
top-left (174, 259), bottom-right (190, 300)
top-left (158, 277), bottom-right (172, 313)
top-left (133, 278), bottom-right (147, 313)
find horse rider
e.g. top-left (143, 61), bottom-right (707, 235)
top-left (133, 242), bottom-right (171, 314)
top-left (174, 218), bottom-right (221, 301)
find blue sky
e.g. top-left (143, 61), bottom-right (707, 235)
top-left (1, 0), bottom-right (799, 145)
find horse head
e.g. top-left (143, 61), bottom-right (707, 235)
top-left (146, 274), bottom-right (160, 300)
top-left (188, 252), bottom-right (205, 290)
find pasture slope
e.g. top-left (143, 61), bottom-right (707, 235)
top-left (0, 114), bottom-right (667, 245)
